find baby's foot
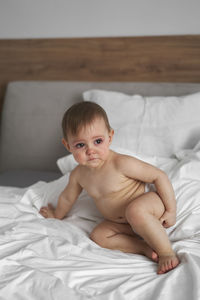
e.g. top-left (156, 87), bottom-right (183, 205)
top-left (157, 254), bottom-right (180, 274)
top-left (141, 241), bottom-right (158, 262)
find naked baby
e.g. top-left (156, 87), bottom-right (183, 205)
top-left (40, 101), bottom-right (180, 274)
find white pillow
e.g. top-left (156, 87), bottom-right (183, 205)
top-left (57, 154), bottom-right (78, 174)
top-left (83, 89), bottom-right (200, 157)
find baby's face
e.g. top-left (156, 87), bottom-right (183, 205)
top-left (65, 118), bottom-right (114, 168)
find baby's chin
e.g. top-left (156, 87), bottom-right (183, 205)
top-left (84, 158), bottom-right (104, 168)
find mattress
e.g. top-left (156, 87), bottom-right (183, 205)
top-left (0, 147), bottom-right (200, 299)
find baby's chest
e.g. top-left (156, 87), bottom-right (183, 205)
top-left (81, 172), bottom-right (123, 198)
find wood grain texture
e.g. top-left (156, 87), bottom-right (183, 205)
top-left (0, 35), bottom-right (200, 113)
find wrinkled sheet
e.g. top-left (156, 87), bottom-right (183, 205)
top-left (1, 150), bottom-right (200, 299)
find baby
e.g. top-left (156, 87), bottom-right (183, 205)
top-left (40, 101), bottom-right (180, 274)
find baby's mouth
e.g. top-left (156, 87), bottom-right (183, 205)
top-left (88, 157), bottom-right (99, 161)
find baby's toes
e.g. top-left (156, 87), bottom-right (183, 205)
top-left (166, 259), bottom-right (173, 272)
top-left (157, 255), bottom-right (179, 274)
top-left (157, 262), bottom-right (166, 274)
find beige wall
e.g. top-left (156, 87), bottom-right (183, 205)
top-left (0, 0), bottom-right (200, 38)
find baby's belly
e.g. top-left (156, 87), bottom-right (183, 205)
top-left (97, 206), bottom-right (128, 223)
top-left (94, 182), bottom-right (145, 223)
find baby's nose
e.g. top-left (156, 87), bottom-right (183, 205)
top-left (86, 145), bottom-right (95, 155)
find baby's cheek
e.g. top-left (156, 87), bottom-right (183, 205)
top-left (100, 147), bottom-right (110, 159)
top-left (74, 152), bottom-right (85, 164)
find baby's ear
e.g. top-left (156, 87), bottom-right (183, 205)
top-left (62, 138), bottom-right (71, 152)
top-left (109, 129), bottom-right (114, 144)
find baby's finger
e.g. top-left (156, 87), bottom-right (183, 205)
top-left (159, 217), bottom-right (165, 225)
top-left (163, 220), bottom-right (171, 228)
top-left (160, 219), bottom-right (169, 228)
top-left (39, 207), bottom-right (48, 217)
top-left (40, 206), bottom-right (47, 210)
top-left (39, 210), bottom-right (47, 218)
top-left (40, 207), bottom-right (47, 213)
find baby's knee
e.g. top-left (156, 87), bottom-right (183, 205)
top-left (125, 199), bottom-right (147, 226)
top-left (90, 228), bottom-right (101, 244)
top-left (90, 222), bottom-right (113, 247)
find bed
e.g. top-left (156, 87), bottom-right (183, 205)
top-left (0, 35), bottom-right (200, 299)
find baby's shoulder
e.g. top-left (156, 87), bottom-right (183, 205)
top-left (70, 165), bottom-right (82, 179)
top-left (112, 151), bottom-right (137, 169)
top-left (69, 165), bottom-right (86, 187)
top-left (71, 164), bottom-right (90, 178)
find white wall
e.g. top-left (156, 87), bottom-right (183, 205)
top-left (0, 0), bottom-right (200, 38)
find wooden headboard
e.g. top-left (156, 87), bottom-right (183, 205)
top-left (0, 35), bottom-right (200, 114)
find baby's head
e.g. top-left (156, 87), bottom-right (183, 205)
top-left (62, 102), bottom-right (113, 167)
top-left (62, 101), bottom-right (112, 141)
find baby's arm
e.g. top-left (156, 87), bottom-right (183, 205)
top-left (151, 169), bottom-right (176, 227)
top-left (40, 167), bottom-right (82, 219)
top-left (117, 154), bottom-right (176, 227)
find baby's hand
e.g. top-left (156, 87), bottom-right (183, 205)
top-left (159, 211), bottom-right (176, 228)
top-left (39, 204), bottom-right (56, 218)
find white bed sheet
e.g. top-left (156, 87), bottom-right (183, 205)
top-left (1, 149), bottom-right (200, 299)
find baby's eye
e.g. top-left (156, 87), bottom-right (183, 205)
top-left (75, 143), bottom-right (85, 149)
top-left (94, 138), bottom-right (103, 145)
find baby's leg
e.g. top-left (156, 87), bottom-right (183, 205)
top-left (90, 220), bottom-right (158, 262)
top-left (125, 192), bottom-right (179, 274)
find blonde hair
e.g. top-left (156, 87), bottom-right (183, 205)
top-left (62, 101), bottom-right (112, 140)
